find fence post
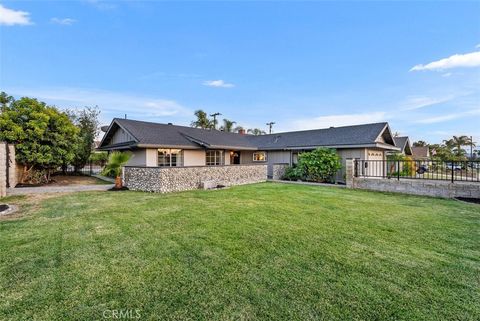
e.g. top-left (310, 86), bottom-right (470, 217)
top-left (451, 161), bottom-right (454, 183)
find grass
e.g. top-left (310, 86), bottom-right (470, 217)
top-left (0, 183), bottom-right (479, 320)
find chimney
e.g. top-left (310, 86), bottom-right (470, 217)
top-left (238, 128), bottom-right (246, 135)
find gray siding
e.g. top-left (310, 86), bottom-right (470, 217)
top-left (266, 151), bottom-right (291, 178)
top-left (110, 128), bottom-right (135, 145)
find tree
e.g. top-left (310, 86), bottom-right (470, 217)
top-left (220, 119), bottom-right (236, 132)
top-left (247, 128), bottom-right (266, 135)
top-left (413, 140), bottom-right (427, 147)
top-left (102, 151), bottom-right (132, 188)
top-left (233, 125), bottom-right (245, 133)
top-left (0, 96), bottom-right (78, 183)
top-left (0, 91), bottom-right (14, 108)
top-left (191, 110), bottom-right (213, 129)
top-left (443, 136), bottom-right (474, 160)
top-left (296, 148), bottom-right (342, 183)
top-left (69, 107), bottom-right (100, 171)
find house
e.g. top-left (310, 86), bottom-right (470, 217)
top-left (411, 146), bottom-right (430, 160)
top-left (98, 118), bottom-right (400, 182)
top-left (392, 136), bottom-right (412, 156)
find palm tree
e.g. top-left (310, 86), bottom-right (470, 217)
top-left (444, 136), bottom-right (474, 159)
top-left (233, 126), bottom-right (245, 133)
top-left (103, 151), bottom-right (132, 189)
top-left (190, 110), bottom-right (212, 129)
top-left (247, 128), bottom-right (266, 136)
top-left (220, 119), bottom-right (236, 132)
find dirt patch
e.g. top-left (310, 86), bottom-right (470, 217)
top-left (0, 193), bottom-right (67, 221)
top-left (16, 175), bottom-right (107, 187)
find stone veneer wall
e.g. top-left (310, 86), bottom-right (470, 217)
top-left (272, 163), bottom-right (289, 180)
top-left (0, 143), bottom-right (6, 197)
top-left (124, 164), bottom-right (267, 193)
top-left (345, 159), bottom-right (480, 199)
top-left (352, 178), bottom-right (480, 199)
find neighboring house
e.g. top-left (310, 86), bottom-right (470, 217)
top-left (98, 118), bottom-right (400, 181)
top-left (392, 136), bottom-right (412, 156)
top-left (411, 146), bottom-right (430, 160)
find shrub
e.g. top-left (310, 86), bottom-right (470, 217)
top-left (282, 166), bottom-right (303, 181)
top-left (297, 148), bottom-right (342, 183)
top-left (102, 152), bottom-right (132, 178)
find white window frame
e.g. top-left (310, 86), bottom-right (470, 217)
top-left (253, 151), bottom-right (267, 162)
top-left (158, 148), bottom-right (183, 167)
top-left (206, 150), bottom-right (225, 166)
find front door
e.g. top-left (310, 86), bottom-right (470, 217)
top-left (231, 151), bottom-right (240, 164)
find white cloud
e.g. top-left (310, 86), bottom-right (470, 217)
top-left (476, 44), bottom-right (480, 49)
top-left (290, 112), bottom-right (387, 131)
top-left (85, 0), bottom-right (117, 10)
top-left (415, 109), bottom-right (480, 124)
top-left (203, 80), bottom-right (235, 88)
top-left (0, 4), bottom-right (32, 26)
top-left (50, 18), bottom-right (76, 25)
top-left (5, 87), bottom-right (192, 122)
top-left (410, 51), bottom-right (480, 71)
top-left (400, 95), bottom-right (455, 111)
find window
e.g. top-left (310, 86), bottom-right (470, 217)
top-left (253, 151), bottom-right (267, 162)
top-left (206, 150), bottom-right (224, 166)
top-left (158, 149), bottom-right (183, 167)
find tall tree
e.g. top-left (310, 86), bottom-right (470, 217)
top-left (0, 96), bottom-right (78, 183)
top-left (0, 91), bottom-right (14, 108)
top-left (220, 119), bottom-right (236, 132)
top-left (444, 136), bottom-right (474, 159)
top-left (247, 128), bottom-right (267, 136)
top-left (190, 110), bottom-right (213, 129)
top-left (413, 140), bottom-right (427, 147)
top-left (70, 107), bottom-right (100, 171)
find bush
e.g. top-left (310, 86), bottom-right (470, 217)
top-left (282, 166), bottom-right (303, 181)
top-left (297, 148), bottom-right (342, 183)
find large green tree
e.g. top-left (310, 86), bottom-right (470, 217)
top-left (190, 110), bottom-right (213, 129)
top-left (0, 96), bottom-right (78, 183)
top-left (220, 119), bottom-right (236, 132)
top-left (247, 128), bottom-right (266, 135)
top-left (69, 107), bottom-right (100, 171)
top-left (443, 136), bottom-right (475, 160)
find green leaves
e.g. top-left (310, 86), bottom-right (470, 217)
top-left (0, 94), bottom-right (79, 181)
top-left (102, 151), bottom-right (132, 177)
top-left (296, 148), bottom-right (342, 183)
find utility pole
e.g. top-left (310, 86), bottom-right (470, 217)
top-left (266, 122), bottom-right (275, 134)
top-left (210, 112), bottom-right (221, 129)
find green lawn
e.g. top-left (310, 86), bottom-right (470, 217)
top-left (1, 183), bottom-right (479, 320)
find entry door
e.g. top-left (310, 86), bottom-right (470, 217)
top-left (231, 151), bottom-right (240, 164)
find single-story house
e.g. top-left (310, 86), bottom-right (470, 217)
top-left (392, 136), bottom-right (412, 156)
top-left (98, 118), bottom-right (401, 182)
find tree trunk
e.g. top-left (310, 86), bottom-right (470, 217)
top-left (115, 176), bottom-right (122, 189)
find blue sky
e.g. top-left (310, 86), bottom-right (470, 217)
top-left (1, 1), bottom-right (479, 143)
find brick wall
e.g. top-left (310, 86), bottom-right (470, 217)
top-left (124, 164), bottom-right (267, 193)
top-left (345, 159), bottom-right (479, 199)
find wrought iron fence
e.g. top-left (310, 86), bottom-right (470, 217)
top-left (354, 159), bottom-right (480, 183)
top-left (54, 161), bottom-right (105, 176)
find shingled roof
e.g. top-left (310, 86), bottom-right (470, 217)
top-left (247, 122), bottom-right (396, 150)
top-left (392, 136), bottom-right (412, 155)
top-left (99, 118), bottom-right (258, 150)
top-left (99, 119), bottom-right (399, 151)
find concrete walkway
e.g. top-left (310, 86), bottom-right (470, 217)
top-left (7, 184), bottom-right (114, 195)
